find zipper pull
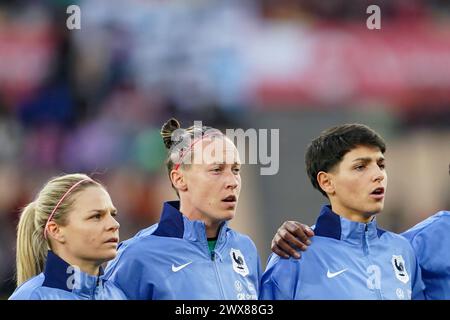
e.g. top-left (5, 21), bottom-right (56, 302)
top-left (211, 251), bottom-right (215, 261)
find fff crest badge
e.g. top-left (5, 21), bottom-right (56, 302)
top-left (230, 248), bottom-right (249, 277)
top-left (391, 255), bottom-right (409, 284)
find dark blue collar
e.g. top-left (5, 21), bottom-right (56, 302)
top-left (314, 205), bottom-right (385, 243)
top-left (153, 201), bottom-right (229, 244)
top-left (153, 201), bottom-right (185, 238)
top-left (43, 251), bottom-right (103, 296)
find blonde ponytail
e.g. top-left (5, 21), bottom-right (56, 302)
top-left (16, 202), bottom-right (47, 286)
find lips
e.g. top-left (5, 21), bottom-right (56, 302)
top-left (222, 195), bottom-right (237, 209)
top-left (370, 187), bottom-right (385, 200)
top-left (105, 237), bottom-right (119, 244)
top-left (222, 195), bottom-right (237, 202)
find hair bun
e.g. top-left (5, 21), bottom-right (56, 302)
top-left (161, 118), bottom-right (181, 149)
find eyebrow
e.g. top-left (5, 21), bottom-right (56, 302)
top-left (209, 162), bottom-right (241, 165)
top-left (352, 157), bottom-right (385, 163)
top-left (89, 208), bottom-right (117, 214)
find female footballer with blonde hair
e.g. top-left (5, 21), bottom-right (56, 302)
top-left (9, 173), bottom-right (125, 299)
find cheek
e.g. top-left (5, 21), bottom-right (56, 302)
top-left (75, 226), bottom-right (99, 246)
top-left (336, 176), bottom-right (360, 194)
top-left (235, 181), bottom-right (242, 195)
top-left (190, 184), bottom-right (213, 206)
top-left (198, 178), bottom-right (219, 195)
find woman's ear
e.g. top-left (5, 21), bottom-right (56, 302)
top-left (317, 171), bottom-right (335, 196)
top-left (46, 221), bottom-right (66, 244)
top-left (170, 169), bottom-right (188, 193)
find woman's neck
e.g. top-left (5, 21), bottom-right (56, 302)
top-left (179, 203), bottom-right (221, 238)
top-left (330, 202), bottom-right (373, 223)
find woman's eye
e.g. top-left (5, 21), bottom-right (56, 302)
top-left (355, 165), bottom-right (365, 171)
top-left (93, 214), bottom-right (102, 220)
top-left (233, 168), bottom-right (240, 174)
top-left (379, 164), bottom-right (386, 169)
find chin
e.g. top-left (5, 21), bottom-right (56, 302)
top-left (220, 210), bottom-right (236, 222)
top-left (367, 204), bottom-right (384, 215)
top-left (100, 250), bottom-right (117, 262)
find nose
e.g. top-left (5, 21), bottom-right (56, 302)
top-left (107, 214), bottom-right (120, 231)
top-left (372, 166), bottom-right (385, 183)
top-left (225, 170), bottom-right (240, 190)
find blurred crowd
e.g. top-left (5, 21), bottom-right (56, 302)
top-left (0, 0), bottom-right (449, 298)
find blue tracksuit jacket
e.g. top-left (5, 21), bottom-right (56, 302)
top-left (104, 201), bottom-right (261, 300)
top-left (9, 251), bottom-right (125, 300)
top-left (402, 210), bottom-right (450, 299)
top-left (260, 205), bottom-right (425, 300)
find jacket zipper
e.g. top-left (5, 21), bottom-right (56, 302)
top-left (211, 251), bottom-right (226, 299)
top-left (91, 276), bottom-right (100, 300)
top-left (363, 224), bottom-right (383, 300)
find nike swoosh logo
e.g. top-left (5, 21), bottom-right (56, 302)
top-left (327, 268), bottom-right (348, 278)
top-left (172, 261), bottom-right (193, 272)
